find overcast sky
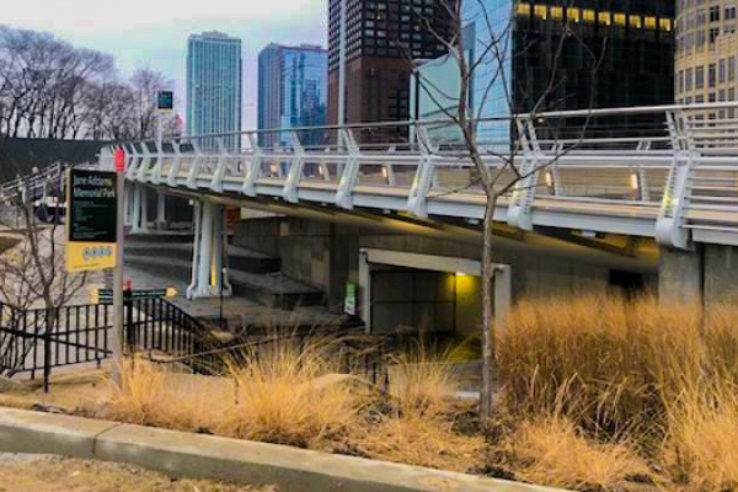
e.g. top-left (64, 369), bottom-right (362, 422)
top-left (2, 0), bottom-right (328, 129)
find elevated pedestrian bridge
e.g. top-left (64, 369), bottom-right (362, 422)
top-left (4, 103), bottom-right (738, 301)
top-left (101, 102), bottom-right (738, 250)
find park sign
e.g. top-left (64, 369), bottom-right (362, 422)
top-left (66, 169), bottom-right (118, 273)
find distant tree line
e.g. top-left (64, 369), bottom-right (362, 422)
top-left (0, 26), bottom-right (179, 141)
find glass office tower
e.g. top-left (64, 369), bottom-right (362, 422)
top-left (186, 31), bottom-right (242, 150)
top-left (258, 43), bottom-right (328, 148)
top-left (410, 0), bottom-right (674, 143)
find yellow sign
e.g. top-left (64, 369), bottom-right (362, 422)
top-left (67, 242), bottom-right (117, 273)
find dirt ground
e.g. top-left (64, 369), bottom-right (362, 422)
top-left (0, 454), bottom-right (278, 492)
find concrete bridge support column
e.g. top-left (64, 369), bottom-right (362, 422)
top-left (659, 246), bottom-right (703, 305)
top-left (704, 244), bottom-right (738, 307)
top-left (130, 183), bottom-right (149, 234)
top-left (187, 200), bottom-right (233, 299)
top-left (156, 191), bottom-right (167, 230)
top-left (660, 244), bottom-right (738, 307)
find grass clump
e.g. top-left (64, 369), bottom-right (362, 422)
top-left (216, 337), bottom-right (363, 447)
top-left (351, 340), bottom-right (486, 473)
top-left (506, 415), bottom-right (651, 491)
top-left (662, 385), bottom-right (738, 491)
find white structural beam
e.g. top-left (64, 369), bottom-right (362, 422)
top-left (187, 200), bottom-right (233, 299)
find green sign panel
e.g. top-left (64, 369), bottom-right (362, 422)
top-left (157, 91), bottom-right (173, 111)
top-left (67, 169), bottom-right (117, 243)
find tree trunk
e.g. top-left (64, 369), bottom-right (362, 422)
top-left (480, 192), bottom-right (499, 427)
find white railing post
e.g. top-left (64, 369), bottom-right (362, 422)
top-left (210, 137), bottom-right (229, 192)
top-left (125, 144), bottom-right (141, 181)
top-left (167, 140), bottom-right (182, 188)
top-left (407, 125), bottom-right (437, 218)
top-left (655, 110), bottom-right (695, 249)
top-left (385, 145), bottom-right (397, 186)
top-left (136, 142), bottom-right (153, 183)
top-left (507, 118), bottom-right (541, 231)
top-left (283, 131), bottom-right (305, 203)
top-left (335, 129), bottom-right (361, 209)
top-left (243, 133), bottom-right (262, 197)
top-left (150, 140), bottom-right (165, 185)
top-left (186, 140), bottom-right (204, 190)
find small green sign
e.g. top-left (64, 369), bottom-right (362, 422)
top-left (344, 282), bottom-right (356, 316)
top-left (157, 91), bottom-right (173, 111)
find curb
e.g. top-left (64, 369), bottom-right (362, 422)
top-left (0, 407), bottom-right (560, 492)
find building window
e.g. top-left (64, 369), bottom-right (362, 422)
top-left (534, 4), bottom-right (547, 19)
top-left (645, 16), bottom-right (657, 29)
top-left (614, 13), bottom-right (626, 26)
top-left (567, 7), bottom-right (580, 22)
top-left (660, 18), bottom-right (673, 32)
top-left (710, 6), bottom-right (721, 22)
top-left (709, 63), bottom-right (717, 88)
top-left (696, 66), bottom-right (705, 89)
top-left (516, 2), bottom-right (530, 16)
top-left (629, 15), bottom-right (642, 29)
top-left (710, 27), bottom-right (720, 43)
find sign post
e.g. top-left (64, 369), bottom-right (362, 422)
top-left (112, 147), bottom-right (126, 387)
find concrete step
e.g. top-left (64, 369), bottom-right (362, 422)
top-left (124, 255), bottom-right (324, 311)
top-left (124, 241), bottom-right (280, 274)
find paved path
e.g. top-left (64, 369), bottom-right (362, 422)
top-left (0, 453), bottom-right (275, 491)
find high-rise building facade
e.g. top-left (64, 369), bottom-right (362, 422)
top-left (676, 0), bottom-right (738, 113)
top-left (258, 43), bottom-right (328, 148)
top-left (186, 31), bottom-right (242, 149)
top-left (411, 0), bottom-right (675, 142)
top-left (327, 0), bottom-right (453, 139)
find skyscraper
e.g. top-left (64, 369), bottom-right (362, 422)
top-left (676, 0), bottom-right (738, 115)
top-left (186, 31), bottom-right (242, 149)
top-left (327, 0), bottom-right (453, 140)
top-left (411, 1), bottom-right (674, 142)
top-left (258, 43), bottom-right (328, 148)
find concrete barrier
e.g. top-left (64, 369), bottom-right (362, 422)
top-left (0, 407), bottom-right (562, 492)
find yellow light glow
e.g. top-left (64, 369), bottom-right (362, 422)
top-left (455, 272), bottom-right (469, 277)
top-left (545, 171), bottom-right (553, 188)
top-left (567, 7), bottom-right (580, 22)
top-left (630, 173), bottom-right (640, 190)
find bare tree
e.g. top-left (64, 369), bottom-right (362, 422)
top-left (0, 176), bottom-right (88, 375)
top-left (130, 67), bottom-right (172, 140)
top-left (406, 1), bottom-right (605, 424)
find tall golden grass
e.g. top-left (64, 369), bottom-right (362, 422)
top-left (216, 336), bottom-right (364, 447)
top-left (506, 415), bottom-right (650, 491)
top-left (498, 295), bottom-right (738, 490)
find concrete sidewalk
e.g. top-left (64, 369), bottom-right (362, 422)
top-left (0, 407), bottom-right (562, 492)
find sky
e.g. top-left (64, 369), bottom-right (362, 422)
top-left (2, 0), bottom-right (328, 129)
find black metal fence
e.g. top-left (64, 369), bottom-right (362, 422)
top-left (0, 297), bottom-right (212, 391)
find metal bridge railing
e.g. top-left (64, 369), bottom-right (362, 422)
top-left (10, 101), bottom-right (738, 250)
